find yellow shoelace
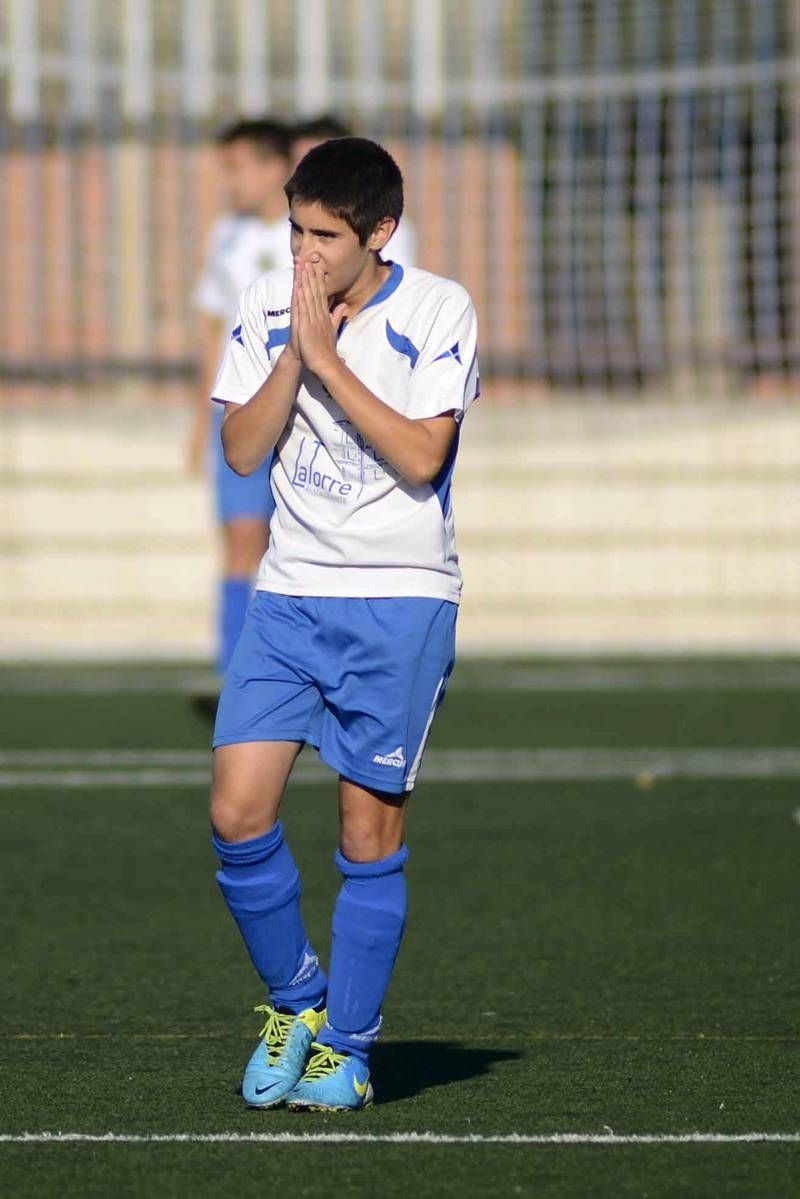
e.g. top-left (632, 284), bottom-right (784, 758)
top-left (253, 1004), bottom-right (297, 1065)
top-left (301, 1042), bottom-right (348, 1081)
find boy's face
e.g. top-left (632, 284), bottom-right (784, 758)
top-left (221, 139), bottom-right (289, 216)
top-left (289, 198), bottom-right (386, 297)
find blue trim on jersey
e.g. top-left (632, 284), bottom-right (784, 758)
top-left (231, 323), bottom-right (244, 345)
top-left (266, 325), bottom-right (291, 353)
top-left (434, 341), bottom-right (462, 365)
top-left (337, 262), bottom-right (404, 340)
top-left (266, 451), bottom-right (277, 517)
top-left (385, 320), bottom-right (420, 368)
top-left (464, 346), bottom-right (480, 401)
top-left (431, 427), bottom-right (460, 515)
top-left (362, 262), bottom-right (404, 312)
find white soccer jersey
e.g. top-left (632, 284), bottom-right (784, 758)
top-left (194, 214), bottom-right (417, 368)
top-left (384, 218), bottom-right (416, 271)
top-left (212, 263), bottom-right (479, 603)
top-left (194, 213), bottom-right (293, 328)
top-left (194, 214), bottom-right (416, 329)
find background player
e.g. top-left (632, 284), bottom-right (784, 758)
top-left (290, 114), bottom-right (418, 268)
top-left (209, 138), bottom-right (478, 1111)
top-left (190, 118), bottom-right (293, 674)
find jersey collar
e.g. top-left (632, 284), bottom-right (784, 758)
top-left (337, 262), bottom-right (404, 341)
top-left (360, 261), bottom-right (404, 312)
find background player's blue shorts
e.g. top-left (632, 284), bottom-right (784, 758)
top-left (211, 402), bottom-right (276, 524)
top-left (213, 592), bottom-right (458, 794)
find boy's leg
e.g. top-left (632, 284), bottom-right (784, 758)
top-left (212, 401), bottom-right (273, 673)
top-left (284, 596), bottom-right (456, 1109)
top-left (211, 741), bottom-right (327, 1105)
top-left (286, 781), bottom-right (407, 1111)
top-left (218, 517), bottom-right (267, 673)
top-left (211, 741), bottom-right (327, 1008)
top-left (323, 780), bottom-right (408, 1054)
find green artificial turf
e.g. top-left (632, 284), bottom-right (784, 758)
top-left (0, 660), bottom-right (798, 1197)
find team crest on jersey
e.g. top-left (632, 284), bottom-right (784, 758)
top-left (332, 420), bottom-right (387, 496)
top-left (290, 437), bottom-right (353, 501)
top-left (289, 420), bottom-right (387, 504)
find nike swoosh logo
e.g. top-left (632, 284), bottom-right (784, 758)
top-left (254, 1083), bottom-right (278, 1096)
top-left (353, 1077), bottom-right (369, 1098)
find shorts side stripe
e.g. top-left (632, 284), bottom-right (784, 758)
top-left (405, 672), bottom-right (447, 790)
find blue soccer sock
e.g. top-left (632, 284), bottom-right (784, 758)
top-left (218, 576), bottom-right (251, 673)
top-left (212, 821), bottom-right (327, 1012)
top-left (318, 844), bottom-right (409, 1062)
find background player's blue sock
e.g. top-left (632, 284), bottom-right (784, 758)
top-left (213, 821), bottom-right (327, 1012)
top-left (218, 576), bottom-right (251, 673)
top-left (319, 844), bottom-right (409, 1062)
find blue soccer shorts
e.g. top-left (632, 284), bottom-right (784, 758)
top-left (212, 591), bottom-right (458, 794)
top-left (211, 402), bottom-right (276, 524)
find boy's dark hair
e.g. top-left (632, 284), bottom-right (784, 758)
top-left (292, 113), bottom-right (352, 143)
top-left (284, 137), bottom-right (403, 245)
top-left (217, 118), bottom-right (291, 160)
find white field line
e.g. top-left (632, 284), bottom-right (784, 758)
top-left (3, 748), bottom-right (800, 788)
top-left (4, 663), bottom-right (800, 695)
top-left (0, 751), bottom-right (210, 767)
top-left (1, 1131), bottom-right (799, 1146)
top-left (0, 672), bottom-right (220, 696)
top-left (0, 770), bottom-right (213, 788)
top-left (458, 665), bottom-right (800, 692)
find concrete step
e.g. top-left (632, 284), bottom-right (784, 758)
top-left (2, 402), bottom-right (799, 656)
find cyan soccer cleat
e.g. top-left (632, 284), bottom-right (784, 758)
top-left (286, 1043), bottom-right (374, 1112)
top-left (241, 1003), bottom-right (326, 1109)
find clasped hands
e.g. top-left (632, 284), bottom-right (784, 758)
top-left (285, 259), bottom-right (347, 377)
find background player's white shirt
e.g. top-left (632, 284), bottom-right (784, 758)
top-left (384, 218), bottom-right (416, 270)
top-left (194, 213), bottom-right (293, 330)
top-left (212, 263), bottom-right (479, 603)
top-left (194, 213), bottom-right (416, 357)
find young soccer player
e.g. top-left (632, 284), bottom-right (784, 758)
top-left (209, 138), bottom-right (478, 1111)
top-left (191, 118), bottom-right (293, 673)
top-left (289, 113), bottom-right (351, 168)
top-left (290, 114), bottom-right (418, 268)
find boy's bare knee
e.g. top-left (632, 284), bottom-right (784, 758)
top-left (210, 785), bottom-right (269, 843)
top-left (340, 826), bottom-right (387, 863)
top-left (209, 787), bottom-right (240, 842)
top-left (210, 742), bottom-right (297, 842)
top-left (338, 779), bottom-right (405, 862)
top-left (223, 517), bottom-right (268, 576)
top-left (339, 809), bottom-right (404, 862)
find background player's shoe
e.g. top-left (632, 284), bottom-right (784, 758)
top-left (286, 1043), bottom-right (374, 1111)
top-left (189, 690), bottom-right (220, 722)
top-left (242, 1003), bottom-right (326, 1108)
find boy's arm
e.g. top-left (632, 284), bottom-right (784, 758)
top-left (297, 263), bottom-right (469, 487)
top-left (315, 360), bottom-right (456, 487)
top-left (218, 270), bottom-right (303, 476)
top-left (189, 222), bottom-right (229, 475)
top-left (221, 352), bottom-right (301, 475)
top-left (188, 313), bottom-right (223, 475)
